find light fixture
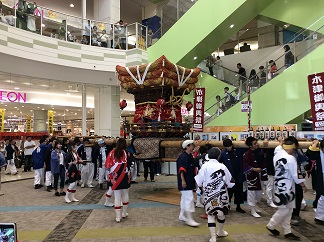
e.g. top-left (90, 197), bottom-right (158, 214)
top-left (41, 24), bottom-right (45, 27)
top-left (193, 56), bottom-right (197, 60)
top-left (70, 3), bottom-right (74, 7)
top-left (21, 106), bottom-right (24, 108)
top-left (14, 87), bottom-right (19, 90)
top-left (230, 24), bottom-right (234, 28)
top-left (64, 85), bottom-right (79, 93)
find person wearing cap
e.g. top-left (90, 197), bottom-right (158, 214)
top-left (195, 147), bottom-right (235, 242)
top-left (77, 138), bottom-right (95, 188)
top-left (32, 135), bottom-right (49, 189)
top-left (266, 137), bottom-right (306, 240)
top-left (219, 139), bottom-right (245, 213)
top-left (177, 139), bottom-right (200, 227)
top-left (243, 137), bottom-right (268, 218)
top-left (95, 138), bottom-right (113, 190)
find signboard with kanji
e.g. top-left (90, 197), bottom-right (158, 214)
top-left (193, 88), bottom-right (205, 132)
top-left (308, 72), bottom-right (324, 131)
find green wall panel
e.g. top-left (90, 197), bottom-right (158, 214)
top-left (148, 0), bottom-right (274, 68)
top-left (206, 44), bottom-right (324, 127)
top-left (261, 0), bottom-right (324, 34)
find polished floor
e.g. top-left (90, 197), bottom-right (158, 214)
top-left (1, 167), bottom-right (323, 242)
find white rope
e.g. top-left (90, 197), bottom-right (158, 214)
top-left (126, 63), bottom-right (152, 85)
top-left (174, 64), bottom-right (194, 86)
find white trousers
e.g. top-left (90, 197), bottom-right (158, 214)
top-left (67, 182), bottom-right (77, 193)
top-left (114, 189), bottom-right (129, 209)
top-left (247, 190), bottom-right (262, 207)
top-left (81, 163), bottom-right (94, 185)
top-left (45, 171), bottom-right (52, 186)
top-left (34, 168), bottom-right (44, 186)
top-left (130, 163), bottom-right (137, 181)
top-left (5, 159), bottom-right (17, 174)
top-left (180, 190), bottom-right (195, 213)
top-left (266, 175), bottom-right (274, 204)
top-left (98, 167), bottom-right (108, 184)
top-left (267, 207), bottom-right (293, 234)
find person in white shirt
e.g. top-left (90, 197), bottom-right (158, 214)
top-left (266, 137), bottom-right (307, 240)
top-left (24, 136), bottom-right (35, 172)
top-left (195, 147), bottom-right (235, 242)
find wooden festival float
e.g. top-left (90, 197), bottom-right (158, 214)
top-left (116, 55), bottom-right (200, 161)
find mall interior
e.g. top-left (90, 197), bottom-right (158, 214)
top-left (0, 0), bottom-right (324, 241)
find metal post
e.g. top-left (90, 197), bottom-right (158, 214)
top-left (135, 23), bottom-right (138, 49)
top-left (14, 0), bottom-right (17, 28)
top-left (40, 6), bottom-right (43, 36)
top-left (82, 84), bottom-right (87, 136)
top-left (126, 25), bottom-right (128, 50)
top-left (89, 20), bottom-right (92, 46)
top-left (112, 24), bottom-right (115, 49)
top-left (65, 17), bottom-right (68, 41)
top-left (0, 168), bottom-right (3, 196)
top-left (145, 25), bottom-right (148, 50)
top-left (176, 0), bottom-right (179, 20)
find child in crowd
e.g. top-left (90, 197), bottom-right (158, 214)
top-left (65, 155), bottom-right (79, 203)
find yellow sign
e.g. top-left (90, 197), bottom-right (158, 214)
top-left (48, 110), bottom-right (54, 134)
top-left (26, 115), bottom-right (32, 132)
top-left (0, 109), bottom-right (4, 132)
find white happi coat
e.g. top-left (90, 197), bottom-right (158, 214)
top-left (195, 159), bottom-right (235, 215)
top-left (273, 146), bottom-right (304, 208)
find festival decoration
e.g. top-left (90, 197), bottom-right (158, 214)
top-left (186, 101), bottom-right (193, 112)
top-left (119, 99), bottom-right (127, 110)
top-left (116, 55), bottom-right (200, 137)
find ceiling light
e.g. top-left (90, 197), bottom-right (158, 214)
top-left (42, 108), bottom-right (45, 110)
top-left (41, 24), bottom-right (45, 27)
top-left (230, 24), bottom-right (234, 28)
top-left (14, 107), bottom-right (17, 109)
top-left (14, 87), bottom-right (19, 90)
top-left (23, 82), bottom-right (31, 85)
top-left (193, 56), bottom-right (197, 60)
top-left (4, 80), bottom-right (16, 83)
top-left (70, 3), bottom-right (74, 7)
top-left (21, 106), bottom-right (24, 108)
top-left (37, 107), bottom-right (40, 108)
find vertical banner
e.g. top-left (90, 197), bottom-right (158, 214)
top-left (0, 109), bottom-right (4, 132)
top-left (25, 115), bottom-right (32, 132)
top-left (193, 88), bottom-right (205, 132)
top-left (308, 72), bottom-right (324, 131)
top-left (48, 110), bottom-right (54, 134)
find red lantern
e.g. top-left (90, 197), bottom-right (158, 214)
top-left (157, 98), bottom-right (166, 107)
top-left (186, 101), bottom-right (193, 111)
top-left (120, 99), bottom-right (127, 110)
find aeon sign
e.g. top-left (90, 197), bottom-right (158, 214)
top-left (0, 90), bottom-right (27, 103)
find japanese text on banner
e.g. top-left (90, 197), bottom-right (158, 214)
top-left (193, 88), bottom-right (205, 132)
top-left (308, 72), bottom-right (324, 131)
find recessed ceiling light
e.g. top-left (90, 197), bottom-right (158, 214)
top-left (52, 107), bottom-right (54, 109)
top-left (21, 106), bottom-right (24, 108)
top-left (70, 3), bottom-right (74, 7)
top-left (37, 107), bottom-right (40, 108)
top-left (193, 56), bottom-right (197, 60)
top-left (14, 87), bottom-right (19, 90)
top-left (4, 105), bottom-right (7, 107)
top-left (14, 107), bottom-right (17, 109)
top-left (230, 24), bottom-right (234, 28)
top-left (42, 108), bottom-right (45, 110)
top-left (41, 24), bottom-right (45, 27)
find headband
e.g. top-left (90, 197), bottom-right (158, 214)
top-left (282, 144), bottom-right (296, 149)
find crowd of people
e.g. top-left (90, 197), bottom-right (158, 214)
top-left (177, 136), bottom-right (323, 241)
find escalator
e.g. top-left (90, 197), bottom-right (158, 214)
top-left (148, 0), bottom-right (275, 67)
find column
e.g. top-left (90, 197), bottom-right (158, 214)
top-left (82, 84), bottom-right (87, 136)
top-left (94, 86), bottom-right (120, 137)
top-left (33, 110), bottom-right (47, 132)
top-left (93, 0), bottom-right (120, 23)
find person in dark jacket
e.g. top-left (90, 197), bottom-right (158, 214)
top-left (4, 139), bottom-right (18, 175)
top-left (265, 148), bottom-right (277, 208)
top-left (44, 137), bottom-right (56, 192)
top-left (51, 141), bottom-right (67, 196)
top-left (219, 139), bottom-right (245, 213)
top-left (32, 135), bottom-right (49, 189)
top-left (64, 154), bottom-right (80, 203)
top-left (95, 138), bottom-right (113, 189)
top-left (284, 45), bottom-right (294, 68)
top-left (77, 138), bottom-right (96, 188)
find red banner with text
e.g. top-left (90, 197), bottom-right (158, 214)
top-left (308, 72), bottom-right (324, 131)
top-left (193, 88), bottom-right (205, 132)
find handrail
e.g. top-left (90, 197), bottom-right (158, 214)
top-left (204, 23), bottom-right (324, 125)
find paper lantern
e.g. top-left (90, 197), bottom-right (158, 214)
top-left (120, 100), bottom-right (127, 110)
top-left (186, 102), bottom-right (193, 112)
top-left (157, 98), bottom-right (166, 107)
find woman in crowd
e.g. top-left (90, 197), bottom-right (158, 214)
top-left (284, 45), bottom-right (294, 68)
top-left (51, 140), bottom-right (67, 196)
top-left (105, 138), bottom-right (131, 222)
top-left (268, 60), bottom-right (278, 79)
top-left (248, 69), bottom-right (259, 92)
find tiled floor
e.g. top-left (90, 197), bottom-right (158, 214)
top-left (1, 168), bottom-right (323, 242)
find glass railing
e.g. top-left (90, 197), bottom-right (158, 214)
top-left (204, 20), bottom-right (324, 125)
top-left (143, 0), bottom-right (197, 46)
top-left (0, 1), bottom-right (148, 50)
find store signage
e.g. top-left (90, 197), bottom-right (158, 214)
top-left (0, 109), bottom-right (4, 132)
top-left (193, 88), bottom-right (205, 132)
top-left (0, 90), bottom-right (27, 103)
top-left (308, 72), bottom-right (324, 131)
top-left (26, 115), bottom-right (32, 132)
top-left (181, 108), bottom-right (189, 115)
top-left (241, 101), bottom-right (252, 112)
top-left (48, 110), bottom-right (54, 134)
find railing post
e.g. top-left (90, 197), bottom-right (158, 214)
top-left (126, 25), bottom-right (128, 50)
top-left (145, 25), bottom-right (148, 50)
top-left (89, 20), bottom-right (92, 46)
top-left (65, 17), bottom-right (67, 41)
top-left (14, 0), bottom-right (17, 28)
top-left (112, 24), bottom-right (115, 49)
top-left (135, 23), bottom-right (138, 49)
top-left (40, 6), bottom-right (43, 36)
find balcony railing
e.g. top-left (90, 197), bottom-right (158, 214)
top-left (0, 0), bottom-right (148, 50)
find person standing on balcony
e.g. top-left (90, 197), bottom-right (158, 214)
top-left (17, 0), bottom-right (28, 30)
top-left (84, 20), bottom-right (91, 44)
top-left (26, 1), bottom-right (37, 32)
top-left (215, 56), bottom-right (224, 80)
top-left (116, 20), bottom-right (127, 50)
top-left (206, 55), bottom-right (216, 77)
top-left (283, 45), bottom-right (294, 68)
